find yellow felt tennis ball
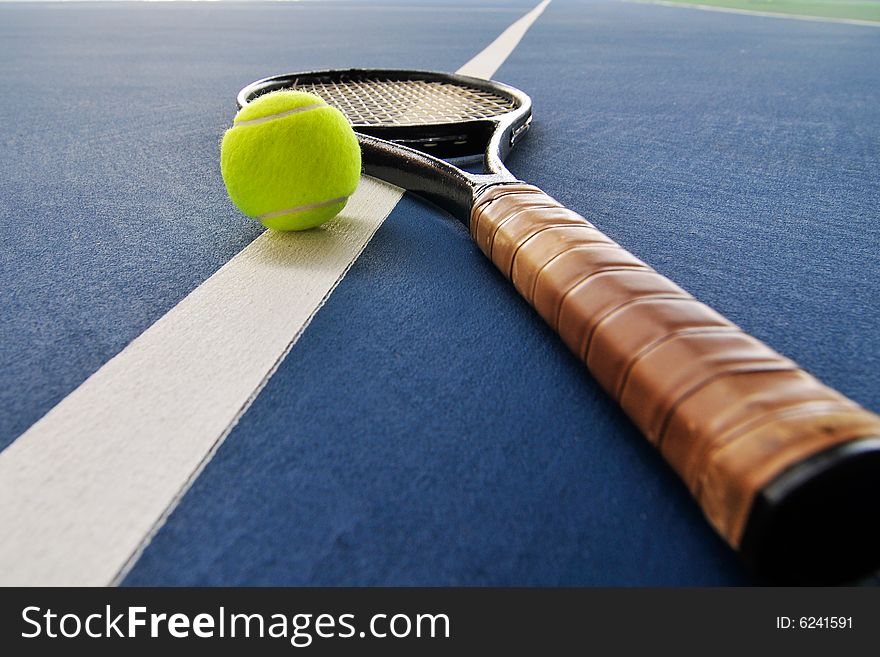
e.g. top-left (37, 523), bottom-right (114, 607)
top-left (220, 90), bottom-right (361, 231)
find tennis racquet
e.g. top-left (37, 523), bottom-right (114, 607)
top-left (237, 69), bottom-right (880, 583)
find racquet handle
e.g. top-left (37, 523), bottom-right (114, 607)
top-left (471, 183), bottom-right (880, 552)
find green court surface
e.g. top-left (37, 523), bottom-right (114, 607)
top-left (661, 0), bottom-right (880, 22)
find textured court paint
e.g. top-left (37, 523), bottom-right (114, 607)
top-left (0, 0), bottom-right (533, 450)
top-left (3, 1), bottom-right (878, 587)
top-left (0, 1), bottom-right (548, 586)
top-left (636, 0), bottom-right (880, 25)
top-left (0, 180), bottom-right (405, 586)
top-left (124, 193), bottom-right (750, 586)
top-left (458, 0), bottom-right (551, 77)
top-left (125, 0), bottom-right (879, 586)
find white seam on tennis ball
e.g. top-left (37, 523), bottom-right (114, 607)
top-left (258, 196), bottom-right (349, 220)
top-left (233, 102), bottom-right (328, 128)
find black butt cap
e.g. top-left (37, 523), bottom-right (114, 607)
top-left (740, 438), bottom-right (880, 584)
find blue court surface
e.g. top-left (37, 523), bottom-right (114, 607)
top-left (1, 0), bottom-right (878, 586)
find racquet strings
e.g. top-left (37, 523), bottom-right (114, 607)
top-left (284, 76), bottom-right (517, 127)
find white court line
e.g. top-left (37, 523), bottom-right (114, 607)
top-left (458, 0), bottom-right (551, 78)
top-left (0, 1), bottom-right (551, 586)
top-left (628, 0), bottom-right (880, 28)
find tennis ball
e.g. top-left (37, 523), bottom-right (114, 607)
top-left (220, 90), bottom-right (361, 231)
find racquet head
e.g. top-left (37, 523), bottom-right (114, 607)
top-left (237, 69), bottom-right (533, 220)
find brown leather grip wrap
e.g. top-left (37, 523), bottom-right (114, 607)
top-left (471, 183), bottom-right (880, 548)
